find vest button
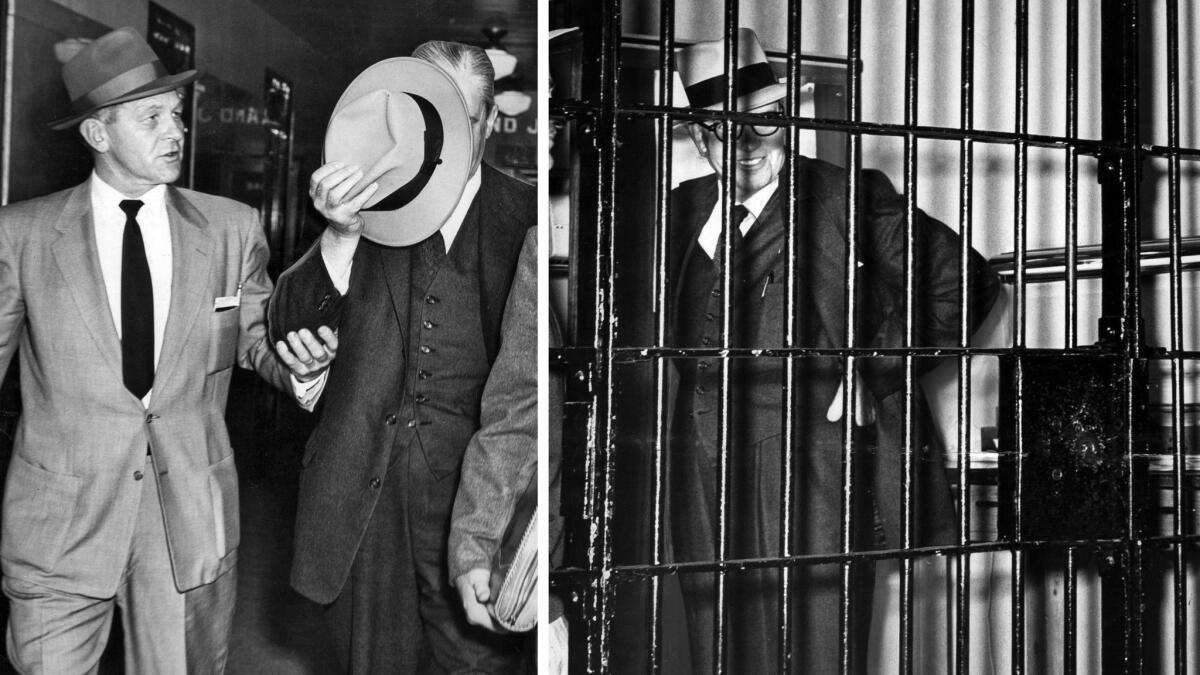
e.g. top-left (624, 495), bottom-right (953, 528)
top-left (695, 386), bottom-right (707, 395)
top-left (317, 293), bottom-right (331, 311)
top-left (704, 312), bottom-right (715, 322)
top-left (415, 394), bottom-right (427, 404)
top-left (418, 370), bottom-right (431, 380)
top-left (701, 336), bottom-right (711, 346)
top-left (406, 419), bottom-right (418, 428)
top-left (420, 345), bottom-right (432, 354)
top-left (385, 414), bottom-right (397, 425)
top-left (133, 470), bottom-right (144, 481)
top-left (422, 320), bottom-right (435, 329)
top-left (698, 361), bottom-right (710, 370)
top-left (425, 294), bottom-right (439, 304)
top-left (369, 477), bottom-right (381, 489)
top-left (710, 288), bottom-right (721, 297)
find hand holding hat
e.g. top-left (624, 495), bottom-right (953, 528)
top-left (319, 57), bottom-right (473, 247)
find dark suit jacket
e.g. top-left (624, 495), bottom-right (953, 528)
top-left (669, 156), bottom-right (1001, 549)
top-left (268, 163), bottom-right (535, 604)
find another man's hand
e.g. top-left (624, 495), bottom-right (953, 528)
top-left (275, 326), bottom-right (338, 382)
top-left (454, 568), bottom-right (505, 633)
top-left (309, 161), bottom-right (379, 238)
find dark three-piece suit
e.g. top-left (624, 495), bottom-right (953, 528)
top-left (269, 163), bottom-right (535, 673)
top-left (669, 156), bottom-right (1001, 674)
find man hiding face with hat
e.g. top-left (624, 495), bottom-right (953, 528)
top-left (0, 26), bottom-right (305, 674)
top-left (666, 27), bottom-right (1001, 675)
top-left (267, 39), bottom-right (534, 673)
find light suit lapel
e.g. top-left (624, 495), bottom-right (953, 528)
top-left (50, 181), bottom-right (128, 387)
top-left (153, 187), bottom-right (214, 389)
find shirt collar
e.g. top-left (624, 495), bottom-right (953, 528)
top-left (90, 172), bottom-right (167, 214)
top-left (738, 177), bottom-right (779, 222)
top-left (437, 169), bottom-right (482, 252)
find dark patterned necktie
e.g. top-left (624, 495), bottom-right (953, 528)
top-left (120, 199), bottom-right (154, 398)
top-left (414, 230), bottom-right (447, 290)
top-left (714, 203), bottom-right (750, 270)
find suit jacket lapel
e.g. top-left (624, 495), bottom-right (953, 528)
top-left (154, 187), bottom-right (214, 388)
top-left (50, 181), bottom-right (125, 383)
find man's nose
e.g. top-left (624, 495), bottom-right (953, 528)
top-left (736, 128), bottom-right (761, 150)
top-left (164, 117), bottom-right (185, 140)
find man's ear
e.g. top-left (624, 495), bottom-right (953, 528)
top-left (78, 117), bottom-right (108, 154)
top-left (686, 123), bottom-right (707, 157)
top-left (483, 103), bottom-right (499, 141)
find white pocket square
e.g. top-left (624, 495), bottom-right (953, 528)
top-left (214, 295), bottom-right (240, 311)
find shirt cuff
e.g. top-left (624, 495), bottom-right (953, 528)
top-left (291, 369), bottom-right (328, 411)
top-left (320, 227), bottom-right (356, 294)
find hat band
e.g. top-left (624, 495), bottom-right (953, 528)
top-left (684, 61), bottom-right (777, 109)
top-left (72, 61), bottom-right (169, 114)
top-left (363, 93), bottom-right (445, 213)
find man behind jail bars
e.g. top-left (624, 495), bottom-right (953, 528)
top-left (667, 28), bottom-right (1001, 674)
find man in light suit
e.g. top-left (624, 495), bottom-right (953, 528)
top-left (270, 42), bottom-right (533, 673)
top-left (0, 27), bottom-right (292, 673)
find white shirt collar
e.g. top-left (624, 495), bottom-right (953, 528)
top-left (90, 172), bottom-right (167, 213)
top-left (697, 177), bottom-right (779, 259)
top-left (437, 168), bottom-right (482, 252)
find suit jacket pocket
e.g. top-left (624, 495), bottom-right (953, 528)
top-left (1, 455), bottom-right (82, 574)
top-left (207, 309), bottom-right (240, 374)
top-left (207, 454), bottom-right (240, 559)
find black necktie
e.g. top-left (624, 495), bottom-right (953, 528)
top-left (120, 199), bottom-right (154, 398)
top-left (714, 204), bottom-right (749, 269)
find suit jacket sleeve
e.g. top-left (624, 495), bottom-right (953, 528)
top-left (0, 214), bottom-right (24, 380)
top-left (267, 238), bottom-right (348, 352)
top-left (448, 226), bottom-right (537, 580)
top-left (857, 168), bottom-right (1001, 398)
top-left (236, 208), bottom-right (290, 393)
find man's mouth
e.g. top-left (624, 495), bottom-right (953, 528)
top-left (162, 148), bottom-right (181, 161)
top-left (737, 156), bottom-right (765, 168)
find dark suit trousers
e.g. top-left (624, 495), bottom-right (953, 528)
top-left (673, 418), bottom-right (877, 675)
top-left (325, 440), bottom-right (522, 674)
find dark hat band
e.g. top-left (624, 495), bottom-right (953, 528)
top-left (363, 93), bottom-right (445, 213)
top-left (71, 61), bottom-right (169, 114)
top-left (684, 61), bottom-right (777, 109)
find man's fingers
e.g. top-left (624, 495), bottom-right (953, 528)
top-left (316, 325), bottom-right (339, 353)
top-left (325, 168), bottom-right (365, 206)
top-left (309, 161), bottom-right (344, 188)
top-left (462, 601), bottom-right (493, 629)
top-left (472, 576), bottom-right (491, 603)
top-left (297, 329), bottom-right (329, 362)
top-left (345, 182), bottom-right (379, 212)
top-left (274, 341), bottom-right (300, 368)
top-left (285, 331), bottom-right (315, 364)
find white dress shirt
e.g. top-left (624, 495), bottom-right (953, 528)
top-left (91, 173), bottom-right (173, 406)
top-left (293, 168), bottom-right (484, 406)
top-left (696, 177), bottom-right (779, 259)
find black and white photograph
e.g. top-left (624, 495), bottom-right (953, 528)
top-left (549, 1), bottom-right (1200, 673)
top-left (0, 0), bottom-right (536, 673)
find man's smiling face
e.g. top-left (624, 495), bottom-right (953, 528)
top-left (690, 101), bottom-right (785, 201)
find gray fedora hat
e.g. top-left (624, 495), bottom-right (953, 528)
top-left (50, 26), bottom-right (200, 130)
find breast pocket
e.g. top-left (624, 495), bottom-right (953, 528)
top-left (207, 309), bottom-right (240, 374)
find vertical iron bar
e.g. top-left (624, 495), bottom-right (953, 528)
top-left (647, 1), bottom-right (677, 671)
top-left (780, 0), bottom-right (803, 669)
top-left (577, 0), bottom-right (622, 670)
top-left (713, 6), bottom-right (740, 673)
top-left (1064, 547), bottom-right (1077, 675)
top-left (1065, 0), bottom-right (1079, 349)
top-left (900, 3), bottom-right (920, 674)
top-left (955, 3), bottom-right (976, 674)
top-left (1012, 0), bottom-right (1030, 672)
top-left (842, 2), bottom-right (863, 673)
top-left (1164, 1), bottom-right (1185, 672)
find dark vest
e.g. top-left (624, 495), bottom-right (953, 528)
top-left (674, 209), bottom-right (843, 464)
top-left (391, 222), bottom-right (490, 478)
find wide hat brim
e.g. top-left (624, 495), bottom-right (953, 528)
top-left (324, 57), bottom-right (473, 248)
top-left (48, 69), bottom-right (200, 130)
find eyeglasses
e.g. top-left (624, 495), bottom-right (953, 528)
top-left (695, 119), bottom-right (783, 143)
